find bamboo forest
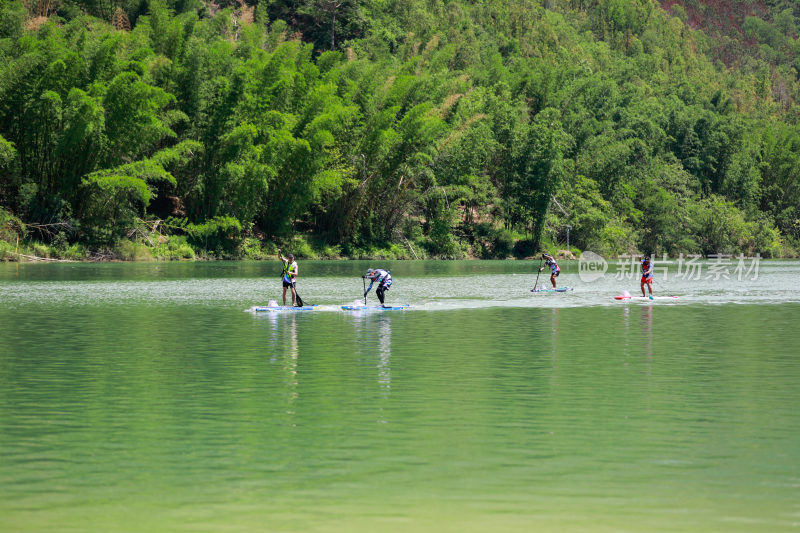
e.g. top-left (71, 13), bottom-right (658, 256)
top-left (1, 0), bottom-right (800, 260)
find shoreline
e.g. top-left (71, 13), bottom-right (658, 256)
top-left (3, 251), bottom-right (795, 263)
top-left (3, 236), bottom-right (795, 264)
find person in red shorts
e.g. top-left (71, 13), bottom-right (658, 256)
top-left (641, 255), bottom-right (654, 299)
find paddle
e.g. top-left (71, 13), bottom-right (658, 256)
top-left (292, 282), bottom-right (305, 307)
top-left (651, 277), bottom-right (675, 298)
top-left (532, 257), bottom-right (542, 291)
top-left (363, 276), bottom-right (367, 305)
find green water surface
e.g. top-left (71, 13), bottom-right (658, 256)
top-left (1, 261), bottom-right (799, 532)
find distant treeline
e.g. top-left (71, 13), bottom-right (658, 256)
top-left (1, 0), bottom-right (799, 260)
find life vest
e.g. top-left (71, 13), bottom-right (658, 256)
top-left (282, 261), bottom-right (297, 283)
top-left (641, 259), bottom-right (652, 278)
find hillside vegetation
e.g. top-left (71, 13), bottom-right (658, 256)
top-left (1, 0), bottom-right (799, 260)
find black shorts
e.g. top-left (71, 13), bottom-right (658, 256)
top-left (551, 270), bottom-right (560, 277)
top-left (283, 280), bottom-right (295, 288)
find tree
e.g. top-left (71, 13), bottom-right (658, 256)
top-left (506, 108), bottom-right (571, 246)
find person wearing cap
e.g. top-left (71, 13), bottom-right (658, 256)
top-left (538, 253), bottom-right (561, 288)
top-left (278, 248), bottom-right (299, 306)
top-left (641, 254), bottom-right (654, 299)
top-left (363, 268), bottom-right (392, 306)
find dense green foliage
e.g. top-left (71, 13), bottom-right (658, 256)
top-left (1, 0), bottom-right (799, 259)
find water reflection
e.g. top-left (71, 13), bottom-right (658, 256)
top-left (548, 308), bottom-right (562, 391)
top-left (255, 312), bottom-right (299, 422)
top-left (348, 313), bottom-right (393, 395)
top-left (377, 316), bottom-right (392, 394)
top-left (3, 296), bottom-right (800, 532)
top-left (549, 307), bottom-right (561, 341)
top-left (642, 305), bottom-right (653, 359)
top-left (619, 305), bottom-right (654, 359)
top-left (282, 315), bottom-right (299, 416)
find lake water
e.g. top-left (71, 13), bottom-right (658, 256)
top-left (1, 260), bottom-right (799, 532)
